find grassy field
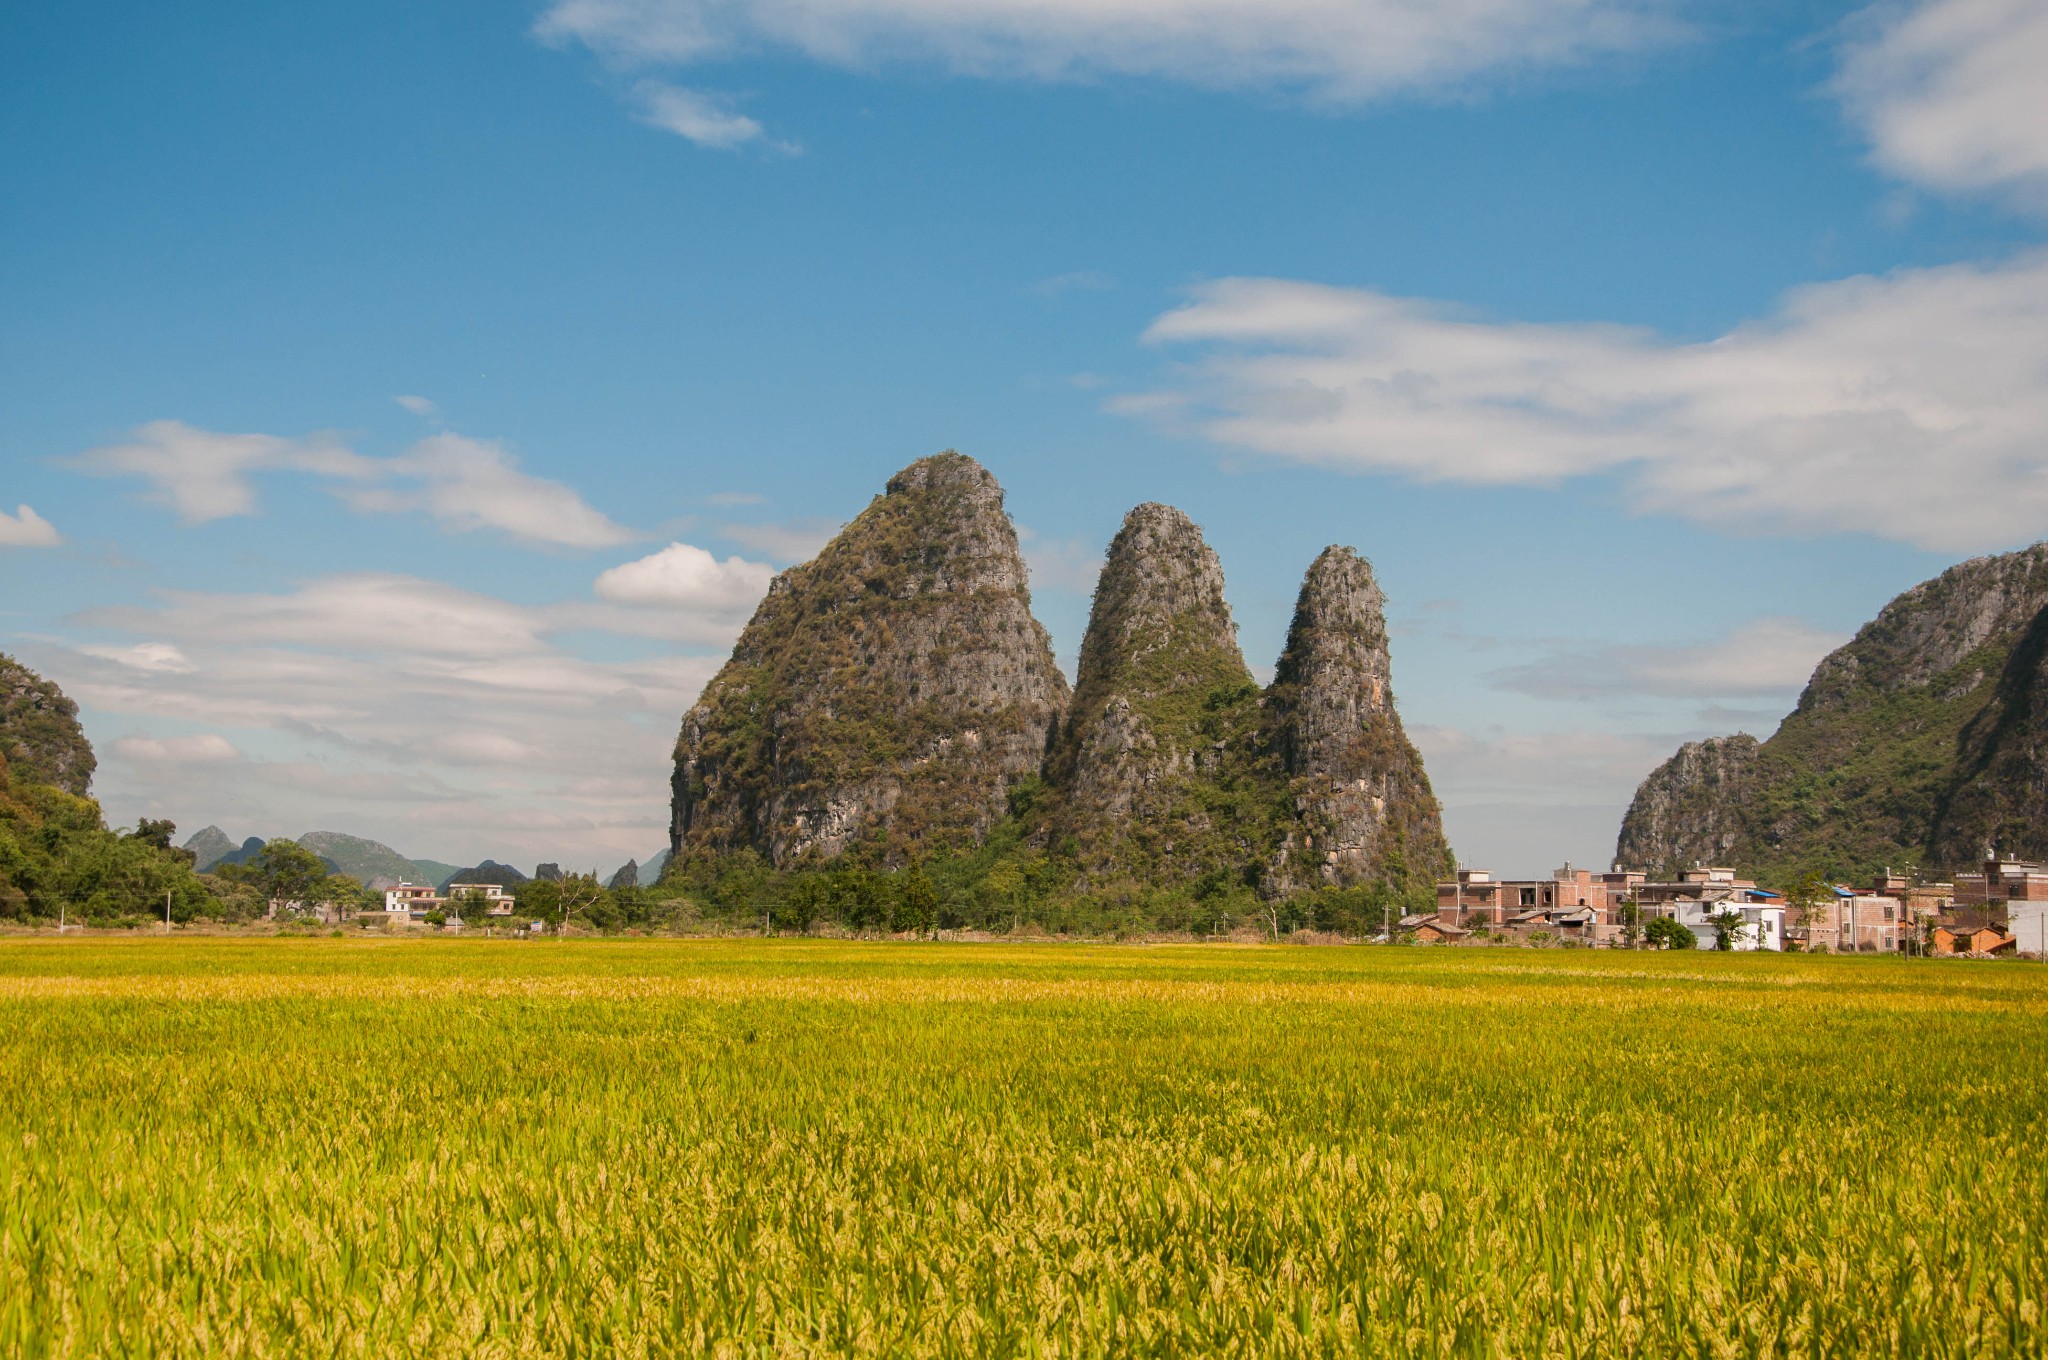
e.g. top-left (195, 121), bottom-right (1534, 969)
top-left (2, 940), bottom-right (2045, 1357)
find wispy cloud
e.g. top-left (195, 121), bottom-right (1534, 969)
top-left (0, 504), bottom-right (63, 548)
top-left (1487, 617), bottom-right (1846, 703)
top-left (719, 517), bottom-right (842, 563)
top-left (628, 79), bottom-right (795, 151)
top-left (394, 394), bottom-right (440, 418)
top-left (44, 567), bottom-right (742, 865)
top-left (1123, 252), bottom-right (2048, 551)
top-left (1835, 0), bottom-right (2048, 214)
top-left (110, 733), bottom-right (240, 763)
top-left (1016, 526), bottom-right (1102, 594)
top-left (537, 0), bottom-right (1685, 105)
top-left (67, 422), bottom-right (637, 550)
top-left (1030, 271), bottom-right (1116, 298)
top-left (64, 420), bottom-right (375, 523)
top-left (339, 433), bottom-right (637, 549)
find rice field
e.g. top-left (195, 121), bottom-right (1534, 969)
top-left (1, 939), bottom-right (2044, 1357)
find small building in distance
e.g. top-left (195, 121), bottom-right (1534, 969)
top-left (1954, 856), bottom-right (2048, 909)
top-left (1932, 923), bottom-right (2016, 956)
top-left (383, 882), bottom-right (439, 917)
top-left (443, 882), bottom-right (517, 917)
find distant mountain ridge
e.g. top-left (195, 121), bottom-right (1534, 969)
top-left (180, 825), bottom-right (453, 886)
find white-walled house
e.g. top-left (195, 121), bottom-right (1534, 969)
top-left (1673, 899), bottom-right (1785, 951)
top-left (383, 882), bottom-right (439, 915)
top-left (2011, 901), bottom-right (2048, 957)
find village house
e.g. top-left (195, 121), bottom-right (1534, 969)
top-left (1785, 885), bottom-right (1909, 952)
top-left (1435, 864), bottom-right (1633, 937)
top-left (1932, 923), bottom-right (2016, 956)
top-left (1954, 856), bottom-right (2048, 908)
top-left (379, 880), bottom-right (518, 923)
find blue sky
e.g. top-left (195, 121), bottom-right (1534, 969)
top-left (5, 0), bottom-right (2046, 877)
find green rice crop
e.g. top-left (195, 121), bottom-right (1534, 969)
top-left (1, 939), bottom-right (2044, 1356)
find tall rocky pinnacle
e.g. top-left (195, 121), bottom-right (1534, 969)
top-left (1616, 543), bottom-right (2048, 882)
top-left (1264, 547), bottom-right (1452, 892)
top-left (0, 652), bottom-right (95, 797)
top-left (1614, 735), bottom-right (1761, 876)
top-left (1044, 503), bottom-right (1276, 884)
top-left (672, 451), bottom-right (1068, 867)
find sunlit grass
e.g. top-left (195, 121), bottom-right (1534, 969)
top-left (2, 939), bottom-right (2044, 1356)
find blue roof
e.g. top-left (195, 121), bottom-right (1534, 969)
top-left (1744, 888), bottom-right (1782, 899)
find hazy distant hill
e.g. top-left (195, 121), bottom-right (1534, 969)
top-left (181, 825), bottom-right (450, 884)
top-left (412, 860), bottom-right (460, 888)
top-left (297, 831), bottom-right (438, 886)
top-left (181, 825), bottom-right (238, 872)
top-left (437, 860), bottom-right (527, 891)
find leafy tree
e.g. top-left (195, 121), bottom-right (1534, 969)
top-left (516, 877), bottom-right (563, 929)
top-left (1787, 871), bottom-right (1833, 950)
top-left (250, 839), bottom-right (328, 913)
top-left (1644, 916), bottom-right (1696, 950)
top-left (321, 873), bottom-right (380, 921)
top-left (1704, 908), bottom-right (1747, 951)
top-left (1615, 901), bottom-right (1643, 949)
top-left (895, 867), bottom-right (938, 936)
top-left (452, 887), bottom-right (493, 929)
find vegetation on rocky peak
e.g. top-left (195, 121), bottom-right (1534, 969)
top-left (668, 467), bottom-right (1452, 932)
top-left (0, 652), bottom-right (95, 797)
top-left (672, 450), bottom-right (1068, 869)
top-left (1618, 543), bottom-right (2048, 884)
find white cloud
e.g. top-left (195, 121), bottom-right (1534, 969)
top-left (395, 394), bottom-right (440, 418)
top-left (110, 733), bottom-right (241, 763)
top-left (66, 422), bottom-right (635, 550)
top-left (76, 642), bottom-right (198, 674)
top-left (85, 574), bottom-right (550, 659)
top-left (1489, 617), bottom-right (1846, 702)
top-left (594, 541), bottom-right (775, 608)
top-left (1835, 0), bottom-right (2048, 212)
top-left (630, 79), bottom-right (792, 151)
top-left (537, 0), bottom-right (1683, 103)
top-left (38, 569), bottom-right (736, 868)
top-left (341, 433), bottom-right (637, 549)
top-left (0, 504), bottom-right (63, 548)
top-left (1124, 253), bottom-right (2048, 551)
top-left (65, 420), bottom-right (375, 523)
top-left (704, 491), bottom-right (768, 507)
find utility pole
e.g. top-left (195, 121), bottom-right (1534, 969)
top-left (165, 890), bottom-right (172, 934)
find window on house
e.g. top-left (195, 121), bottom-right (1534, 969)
top-left (1520, 888), bottom-right (1537, 906)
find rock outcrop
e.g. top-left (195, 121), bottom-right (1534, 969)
top-left (1617, 544), bottom-right (2048, 882)
top-left (1614, 735), bottom-right (1761, 876)
top-left (1043, 503), bottom-right (1273, 883)
top-left (182, 825), bottom-right (238, 872)
top-left (0, 653), bottom-right (94, 797)
top-left (672, 452), bottom-right (1068, 867)
top-left (1265, 547), bottom-right (1452, 891)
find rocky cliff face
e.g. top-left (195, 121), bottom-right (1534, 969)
top-left (1043, 503), bottom-right (1275, 883)
top-left (673, 452), bottom-right (1068, 867)
top-left (1613, 735), bottom-right (1760, 876)
top-left (1616, 544), bottom-right (2048, 882)
top-left (0, 653), bottom-right (94, 797)
top-left (1265, 547), bottom-right (1452, 891)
